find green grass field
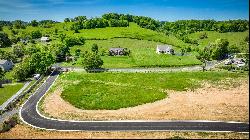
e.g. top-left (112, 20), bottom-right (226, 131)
top-left (58, 71), bottom-right (245, 110)
top-left (188, 31), bottom-right (249, 51)
top-left (63, 38), bottom-right (201, 68)
top-left (0, 83), bottom-right (24, 105)
top-left (2, 22), bottom-right (188, 48)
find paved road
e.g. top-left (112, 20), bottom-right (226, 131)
top-left (54, 60), bottom-right (222, 73)
top-left (0, 81), bottom-right (30, 111)
top-left (62, 66), bottom-right (203, 73)
top-left (20, 70), bottom-right (249, 132)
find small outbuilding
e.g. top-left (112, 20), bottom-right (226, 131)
top-left (41, 37), bottom-right (50, 42)
top-left (0, 60), bottom-right (14, 71)
top-left (156, 45), bottom-right (174, 55)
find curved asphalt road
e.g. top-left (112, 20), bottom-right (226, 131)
top-left (20, 70), bottom-right (249, 132)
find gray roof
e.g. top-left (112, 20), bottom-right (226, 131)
top-left (109, 48), bottom-right (125, 51)
top-left (157, 45), bottom-right (173, 51)
top-left (0, 60), bottom-right (8, 64)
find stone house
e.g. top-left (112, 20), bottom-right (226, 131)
top-left (109, 48), bottom-right (126, 56)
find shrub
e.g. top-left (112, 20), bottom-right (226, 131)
top-left (0, 32), bottom-right (12, 48)
top-left (0, 116), bottom-right (18, 133)
top-left (30, 30), bottom-right (42, 39)
top-left (199, 32), bottom-right (208, 39)
top-left (64, 37), bottom-right (85, 47)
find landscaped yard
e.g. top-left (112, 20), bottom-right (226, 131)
top-left (56, 71), bottom-right (246, 110)
top-left (0, 83), bottom-right (24, 105)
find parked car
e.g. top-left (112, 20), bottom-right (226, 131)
top-left (33, 74), bottom-right (41, 80)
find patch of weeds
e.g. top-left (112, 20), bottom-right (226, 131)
top-left (0, 115), bottom-right (19, 133)
top-left (197, 132), bottom-right (210, 137)
top-left (170, 135), bottom-right (186, 139)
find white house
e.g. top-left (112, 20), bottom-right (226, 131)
top-left (0, 60), bottom-right (14, 71)
top-left (156, 45), bottom-right (174, 55)
top-left (41, 37), bottom-right (50, 42)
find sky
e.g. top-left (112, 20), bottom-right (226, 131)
top-left (0, 0), bottom-right (249, 22)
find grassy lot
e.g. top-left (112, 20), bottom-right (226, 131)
top-left (188, 30), bottom-right (249, 51)
top-left (63, 38), bottom-right (201, 68)
top-left (58, 71), bottom-right (246, 110)
top-left (0, 83), bottom-right (24, 105)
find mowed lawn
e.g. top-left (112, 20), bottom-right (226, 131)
top-left (63, 38), bottom-right (202, 68)
top-left (58, 71), bottom-right (245, 110)
top-left (0, 83), bottom-right (24, 105)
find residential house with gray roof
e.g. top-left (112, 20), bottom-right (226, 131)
top-left (0, 60), bottom-right (14, 71)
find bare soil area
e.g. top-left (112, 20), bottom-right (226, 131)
top-left (0, 124), bottom-right (248, 139)
top-left (41, 78), bottom-right (249, 122)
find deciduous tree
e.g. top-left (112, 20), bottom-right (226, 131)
top-left (81, 52), bottom-right (103, 72)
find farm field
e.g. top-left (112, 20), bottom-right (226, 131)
top-left (49, 71), bottom-right (246, 110)
top-left (0, 83), bottom-right (24, 105)
top-left (63, 38), bottom-right (202, 68)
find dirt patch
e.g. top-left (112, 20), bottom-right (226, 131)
top-left (41, 79), bottom-right (249, 122)
top-left (0, 124), bottom-right (248, 139)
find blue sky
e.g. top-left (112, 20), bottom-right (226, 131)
top-left (0, 0), bottom-right (249, 22)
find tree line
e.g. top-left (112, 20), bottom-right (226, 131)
top-left (1, 13), bottom-right (248, 33)
top-left (66, 13), bottom-right (249, 37)
top-left (0, 20), bottom-right (58, 30)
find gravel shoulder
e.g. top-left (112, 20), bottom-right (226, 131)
top-left (0, 124), bottom-right (248, 139)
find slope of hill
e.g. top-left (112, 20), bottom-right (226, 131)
top-left (1, 20), bottom-right (248, 68)
top-left (65, 38), bottom-right (201, 68)
top-left (188, 31), bottom-right (249, 52)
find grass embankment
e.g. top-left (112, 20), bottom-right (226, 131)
top-left (63, 38), bottom-right (201, 68)
top-left (0, 83), bottom-right (24, 105)
top-left (58, 71), bottom-right (245, 110)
